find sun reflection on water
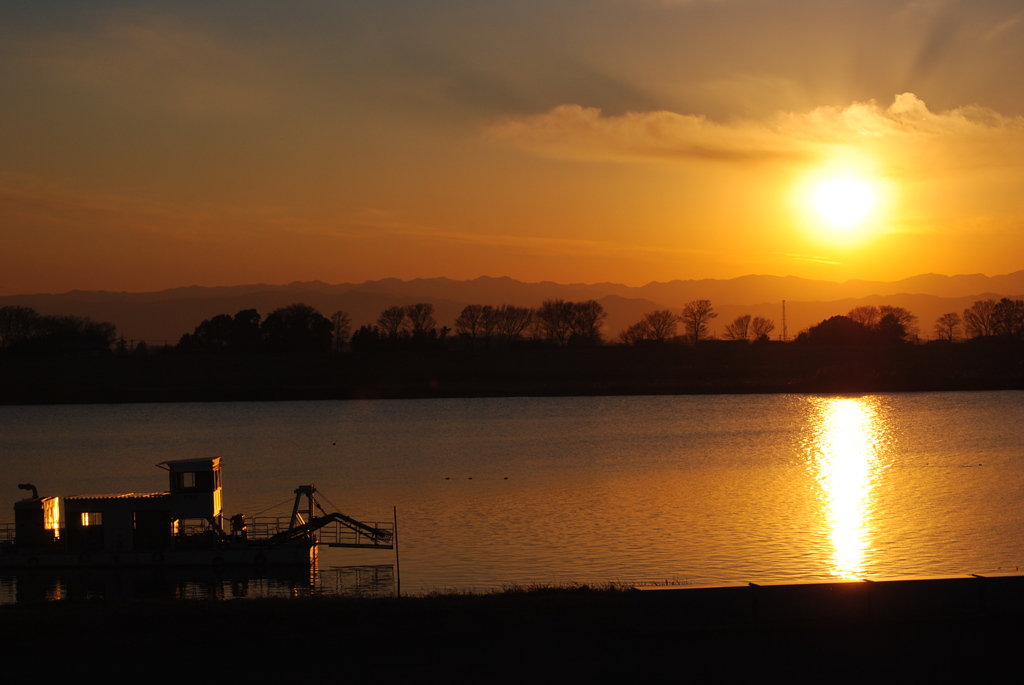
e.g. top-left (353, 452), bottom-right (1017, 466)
top-left (806, 397), bottom-right (886, 578)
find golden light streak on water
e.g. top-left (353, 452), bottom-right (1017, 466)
top-left (807, 397), bottom-right (884, 579)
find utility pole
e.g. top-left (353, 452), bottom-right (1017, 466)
top-left (782, 300), bottom-right (787, 342)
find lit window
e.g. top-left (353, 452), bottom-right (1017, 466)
top-left (81, 512), bottom-right (102, 527)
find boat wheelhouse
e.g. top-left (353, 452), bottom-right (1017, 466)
top-left (1, 458), bottom-right (393, 568)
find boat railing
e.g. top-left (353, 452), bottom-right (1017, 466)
top-left (316, 519), bottom-right (394, 548)
top-left (244, 516), bottom-right (393, 548)
top-left (0, 523), bottom-right (14, 543)
top-left (246, 516), bottom-right (290, 541)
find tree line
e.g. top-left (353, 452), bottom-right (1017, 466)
top-left (0, 306), bottom-right (117, 353)
top-left (353, 299), bottom-right (607, 351)
top-left (934, 298), bottom-right (1024, 342)
top-left (176, 304), bottom-right (339, 354)
top-left (5, 296), bottom-right (1024, 357)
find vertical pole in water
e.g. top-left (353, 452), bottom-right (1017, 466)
top-left (393, 505), bottom-right (401, 598)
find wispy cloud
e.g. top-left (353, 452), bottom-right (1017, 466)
top-left (486, 93), bottom-right (1024, 177)
top-left (785, 253), bottom-right (843, 266)
top-left (336, 212), bottom-right (709, 260)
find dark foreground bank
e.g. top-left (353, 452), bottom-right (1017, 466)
top-left (3, 341), bottom-right (1023, 404)
top-left (2, 587), bottom-right (1022, 679)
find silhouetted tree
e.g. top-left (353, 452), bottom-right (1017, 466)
top-left (405, 303), bottom-right (436, 336)
top-left (178, 309), bottom-right (261, 353)
top-left (875, 312), bottom-right (909, 345)
top-left (934, 312), bottom-right (961, 342)
top-left (963, 299), bottom-right (998, 338)
top-left (403, 303), bottom-right (440, 349)
top-left (878, 306), bottom-right (919, 340)
top-left (620, 310), bottom-right (679, 345)
top-left (377, 306), bottom-right (408, 340)
top-left (12, 314), bottom-right (118, 353)
top-left (330, 310), bottom-right (352, 352)
top-left (192, 314), bottom-right (235, 352)
top-left (455, 304), bottom-right (500, 342)
top-left (495, 304), bottom-right (532, 344)
top-left (750, 316), bottom-right (775, 341)
top-left (0, 306), bottom-right (41, 348)
top-left (846, 305), bottom-right (917, 342)
top-left (261, 303), bottom-right (332, 353)
top-left (535, 299), bottom-right (575, 346)
top-left (847, 306), bottom-right (881, 329)
top-left (568, 300), bottom-right (606, 345)
top-left (993, 298), bottom-right (1024, 341)
top-left (455, 304), bottom-right (486, 339)
top-left (724, 314), bottom-right (752, 341)
top-left (798, 315), bottom-right (872, 345)
top-left (350, 325), bottom-right (382, 353)
top-left (680, 300), bottom-right (717, 345)
top-left (231, 309), bottom-right (262, 352)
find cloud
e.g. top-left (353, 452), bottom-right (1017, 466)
top-left (486, 104), bottom-right (810, 163)
top-left (784, 253), bottom-right (843, 266)
top-left (485, 93), bottom-right (1024, 177)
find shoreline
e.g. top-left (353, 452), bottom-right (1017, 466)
top-left (2, 586), bottom-right (1022, 677)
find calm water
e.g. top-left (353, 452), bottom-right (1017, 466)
top-left (2, 392), bottom-right (1023, 600)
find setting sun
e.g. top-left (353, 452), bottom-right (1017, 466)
top-left (809, 176), bottom-right (879, 231)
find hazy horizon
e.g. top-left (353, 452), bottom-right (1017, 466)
top-left (6, 268), bottom-right (1024, 299)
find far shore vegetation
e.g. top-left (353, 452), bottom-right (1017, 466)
top-left (1, 298), bottom-right (1023, 404)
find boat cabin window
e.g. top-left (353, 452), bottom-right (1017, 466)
top-left (80, 512), bottom-right (103, 527)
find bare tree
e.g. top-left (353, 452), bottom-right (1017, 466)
top-left (535, 299), bottom-right (575, 345)
top-left (377, 306), bottom-right (408, 338)
top-left (993, 297), bottom-right (1024, 341)
top-left (495, 304), bottom-right (532, 344)
top-left (963, 299), bottom-right (998, 338)
top-left (455, 304), bottom-right (497, 340)
top-left (643, 309), bottom-right (679, 342)
top-left (619, 322), bottom-right (646, 345)
top-left (680, 300), bottom-right (717, 345)
top-left (330, 310), bottom-right (352, 352)
top-left (750, 316), bottom-right (775, 341)
top-left (724, 314), bottom-right (752, 341)
top-left (847, 306), bottom-right (880, 329)
top-left (405, 303), bottom-right (436, 335)
top-left (848, 304), bottom-right (918, 342)
top-left (620, 309), bottom-right (680, 345)
top-left (568, 300), bottom-right (607, 344)
top-left (0, 306), bottom-right (40, 348)
top-left (934, 312), bottom-right (961, 342)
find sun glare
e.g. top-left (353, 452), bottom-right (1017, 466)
top-left (809, 176), bottom-right (879, 231)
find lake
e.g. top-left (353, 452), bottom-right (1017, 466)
top-left (2, 391), bottom-right (1023, 601)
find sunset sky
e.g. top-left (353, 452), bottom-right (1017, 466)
top-left (3, 0), bottom-right (1024, 295)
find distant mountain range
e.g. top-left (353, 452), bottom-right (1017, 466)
top-left (4, 272), bottom-right (1024, 344)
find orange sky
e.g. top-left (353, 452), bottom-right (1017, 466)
top-left (3, 1), bottom-right (1024, 295)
